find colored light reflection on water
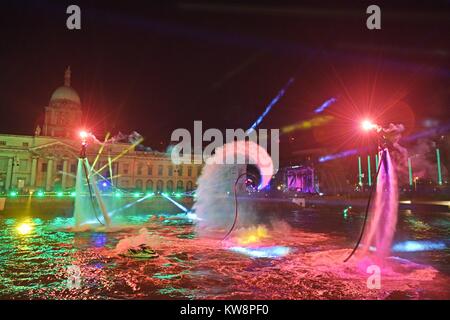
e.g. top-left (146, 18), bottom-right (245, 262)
top-left (229, 246), bottom-right (290, 258)
top-left (1, 207), bottom-right (450, 299)
top-left (16, 222), bottom-right (33, 235)
top-left (392, 240), bottom-right (447, 252)
top-left (91, 233), bottom-right (108, 247)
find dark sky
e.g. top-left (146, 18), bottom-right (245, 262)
top-left (0, 0), bottom-right (449, 161)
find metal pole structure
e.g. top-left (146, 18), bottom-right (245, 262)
top-left (367, 155), bottom-right (372, 186)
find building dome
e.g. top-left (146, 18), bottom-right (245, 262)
top-left (49, 66), bottom-right (81, 105)
top-left (50, 85), bottom-right (81, 104)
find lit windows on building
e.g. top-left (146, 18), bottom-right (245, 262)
top-left (167, 180), bottom-right (174, 192)
top-left (0, 67), bottom-right (204, 193)
top-left (156, 180), bottom-right (163, 192)
top-left (146, 180), bottom-right (153, 191)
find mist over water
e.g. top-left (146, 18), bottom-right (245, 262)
top-left (74, 159), bottom-right (93, 227)
top-left (361, 149), bottom-right (399, 262)
top-left (193, 140), bottom-right (274, 237)
top-left (74, 159), bottom-right (111, 228)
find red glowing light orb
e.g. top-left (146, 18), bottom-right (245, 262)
top-left (361, 120), bottom-right (376, 131)
top-left (79, 130), bottom-right (89, 139)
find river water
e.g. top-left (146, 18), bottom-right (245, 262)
top-left (0, 205), bottom-right (449, 299)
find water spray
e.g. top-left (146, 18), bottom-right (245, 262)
top-left (344, 149), bottom-right (384, 262)
top-left (220, 78), bottom-right (294, 238)
top-left (78, 130), bottom-right (110, 227)
top-left (344, 120), bottom-right (393, 262)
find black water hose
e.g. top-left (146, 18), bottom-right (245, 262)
top-left (343, 150), bottom-right (385, 262)
top-left (223, 172), bottom-right (258, 241)
top-left (81, 159), bottom-right (105, 226)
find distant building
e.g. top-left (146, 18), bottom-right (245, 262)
top-left (284, 165), bottom-right (316, 193)
top-left (0, 67), bottom-right (201, 193)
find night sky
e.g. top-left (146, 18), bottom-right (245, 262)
top-left (0, 0), bottom-right (449, 162)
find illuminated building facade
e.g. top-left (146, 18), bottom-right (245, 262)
top-left (0, 68), bottom-right (201, 193)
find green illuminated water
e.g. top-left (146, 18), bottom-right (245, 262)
top-left (0, 207), bottom-right (449, 299)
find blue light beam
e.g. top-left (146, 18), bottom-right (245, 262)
top-left (247, 77), bottom-right (295, 133)
top-left (314, 97), bottom-right (337, 114)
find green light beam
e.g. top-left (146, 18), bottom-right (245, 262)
top-left (358, 156), bottom-right (363, 186)
top-left (436, 148), bottom-right (443, 185)
top-left (408, 158), bottom-right (413, 186)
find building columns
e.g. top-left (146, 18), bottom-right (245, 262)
top-left (5, 158), bottom-right (13, 191)
top-left (30, 157), bottom-right (38, 188)
top-left (62, 159), bottom-right (68, 189)
top-left (46, 158), bottom-right (54, 191)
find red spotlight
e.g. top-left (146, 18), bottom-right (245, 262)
top-left (78, 130), bottom-right (89, 158)
top-left (361, 120), bottom-right (376, 131)
top-left (79, 130), bottom-right (88, 139)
